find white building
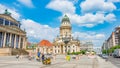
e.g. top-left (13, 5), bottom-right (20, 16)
top-left (53, 15), bottom-right (80, 54)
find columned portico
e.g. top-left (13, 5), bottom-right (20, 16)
top-left (0, 9), bottom-right (27, 49)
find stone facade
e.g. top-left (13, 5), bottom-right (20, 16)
top-left (53, 15), bottom-right (80, 54)
top-left (80, 41), bottom-right (93, 51)
top-left (0, 10), bottom-right (27, 51)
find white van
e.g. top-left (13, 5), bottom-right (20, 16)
top-left (113, 49), bottom-right (120, 58)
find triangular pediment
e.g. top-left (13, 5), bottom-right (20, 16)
top-left (0, 14), bottom-right (19, 24)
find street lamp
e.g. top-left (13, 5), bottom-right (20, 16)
top-left (62, 33), bottom-right (70, 54)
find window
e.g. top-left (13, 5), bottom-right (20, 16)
top-left (0, 18), bottom-right (3, 25)
top-left (55, 50), bottom-right (56, 53)
top-left (10, 22), bottom-right (18, 27)
top-left (5, 20), bottom-right (9, 25)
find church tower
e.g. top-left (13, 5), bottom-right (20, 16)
top-left (60, 15), bottom-right (72, 38)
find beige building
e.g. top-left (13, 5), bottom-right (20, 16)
top-left (102, 26), bottom-right (120, 50)
top-left (0, 10), bottom-right (27, 55)
top-left (80, 41), bottom-right (93, 51)
top-left (53, 15), bottom-right (80, 54)
top-left (37, 40), bottom-right (53, 54)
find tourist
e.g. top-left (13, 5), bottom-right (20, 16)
top-left (19, 53), bottom-right (23, 59)
top-left (36, 52), bottom-right (41, 61)
top-left (42, 54), bottom-right (45, 63)
top-left (16, 54), bottom-right (19, 61)
top-left (37, 52), bottom-right (41, 58)
top-left (66, 55), bottom-right (71, 61)
top-left (53, 54), bottom-right (56, 61)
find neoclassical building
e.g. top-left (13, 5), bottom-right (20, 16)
top-left (0, 10), bottom-right (27, 49)
top-left (53, 15), bottom-right (80, 54)
top-left (37, 40), bottom-right (53, 54)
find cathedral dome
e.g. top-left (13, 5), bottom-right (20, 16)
top-left (38, 40), bottom-right (52, 47)
top-left (62, 14), bottom-right (70, 22)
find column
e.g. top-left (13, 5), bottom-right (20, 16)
top-left (24, 38), bottom-right (27, 49)
top-left (9, 21), bottom-right (10, 26)
top-left (18, 35), bottom-right (21, 48)
top-left (3, 32), bottom-right (6, 48)
top-left (14, 35), bottom-right (16, 48)
top-left (3, 19), bottom-right (5, 25)
top-left (9, 33), bottom-right (12, 47)
top-left (22, 37), bottom-right (25, 49)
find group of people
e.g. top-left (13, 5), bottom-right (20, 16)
top-left (29, 52), bottom-right (45, 62)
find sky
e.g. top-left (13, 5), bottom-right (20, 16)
top-left (0, 0), bottom-right (120, 47)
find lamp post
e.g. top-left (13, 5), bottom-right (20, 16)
top-left (62, 33), bottom-right (70, 54)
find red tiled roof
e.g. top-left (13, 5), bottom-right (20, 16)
top-left (38, 40), bottom-right (52, 47)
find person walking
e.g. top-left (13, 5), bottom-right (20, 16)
top-left (66, 55), bottom-right (71, 61)
top-left (36, 52), bottom-right (41, 61)
top-left (42, 54), bottom-right (45, 64)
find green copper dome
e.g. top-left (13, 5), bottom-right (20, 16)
top-left (62, 14), bottom-right (70, 22)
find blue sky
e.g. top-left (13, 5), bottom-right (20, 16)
top-left (0, 0), bottom-right (120, 47)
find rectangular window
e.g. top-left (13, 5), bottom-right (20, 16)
top-left (5, 20), bottom-right (9, 25)
top-left (55, 50), bottom-right (56, 53)
top-left (0, 18), bottom-right (3, 25)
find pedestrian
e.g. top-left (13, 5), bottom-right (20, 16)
top-left (53, 54), bottom-right (56, 61)
top-left (42, 54), bottom-right (45, 64)
top-left (16, 54), bottom-right (19, 59)
top-left (28, 52), bottom-right (32, 60)
top-left (66, 55), bottom-right (71, 61)
top-left (37, 52), bottom-right (41, 58)
top-left (19, 53), bottom-right (23, 60)
top-left (36, 52), bottom-right (41, 61)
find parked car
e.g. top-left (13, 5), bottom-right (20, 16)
top-left (102, 54), bottom-right (108, 59)
top-left (113, 49), bottom-right (120, 58)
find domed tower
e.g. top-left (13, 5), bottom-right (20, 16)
top-left (60, 15), bottom-right (72, 38)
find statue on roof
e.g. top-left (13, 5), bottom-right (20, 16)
top-left (4, 9), bottom-right (11, 15)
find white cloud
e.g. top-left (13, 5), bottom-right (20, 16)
top-left (107, 0), bottom-right (120, 2)
top-left (46, 0), bottom-right (75, 14)
top-left (80, 0), bottom-right (116, 13)
top-left (73, 32), bottom-right (105, 46)
top-left (105, 13), bottom-right (116, 22)
top-left (17, 0), bottom-right (34, 8)
top-left (0, 4), bottom-right (21, 20)
top-left (60, 12), bottom-right (116, 27)
top-left (21, 19), bottom-right (59, 42)
top-left (46, 0), bottom-right (116, 27)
